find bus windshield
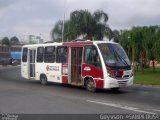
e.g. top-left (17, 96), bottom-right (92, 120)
top-left (98, 43), bottom-right (130, 69)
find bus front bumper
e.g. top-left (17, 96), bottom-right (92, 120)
top-left (104, 76), bottom-right (134, 89)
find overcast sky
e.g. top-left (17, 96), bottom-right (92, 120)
top-left (0, 0), bottom-right (160, 41)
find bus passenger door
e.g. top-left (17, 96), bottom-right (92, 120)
top-left (29, 49), bottom-right (36, 78)
top-left (21, 47), bottom-right (28, 79)
top-left (70, 47), bottom-right (83, 84)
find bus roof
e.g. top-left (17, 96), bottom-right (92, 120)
top-left (22, 42), bottom-right (62, 48)
top-left (93, 40), bottom-right (118, 44)
top-left (22, 40), bottom-right (118, 48)
top-left (63, 40), bottom-right (118, 46)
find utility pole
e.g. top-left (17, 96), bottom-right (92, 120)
top-left (62, 0), bottom-right (67, 42)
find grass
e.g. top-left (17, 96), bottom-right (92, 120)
top-left (134, 68), bottom-right (160, 85)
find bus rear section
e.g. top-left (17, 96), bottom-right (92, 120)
top-left (21, 43), bottom-right (63, 84)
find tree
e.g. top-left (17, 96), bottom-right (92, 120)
top-left (50, 20), bottom-right (63, 42)
top-left (10, 36), bottom-right (19, 45)
top-left (120, 25), bottom-right (160, 73)
top-left (51, 9), bottom-right (111, 42)
top-left (112, 30), bottom-right (120, 43)
top-left (50, 20), bottom-right (79, 42)
top-left (119, 30), bottom-right (132, 60)
top-left (70, 9), bottom-right (109, 40)
top-left (63, 20), bottom-right (79, 41)
top-left (146, 26), bottom-right (160, 70)
top-left (132, 27), bottom-right (145, 73)
top-left (1, 37), bottom-right (10, 46)
top-left (104, 27), bottom-right (113, 40)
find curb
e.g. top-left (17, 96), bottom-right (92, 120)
top-left (0, 65), bottom-right (20, 70)
top-left (133, 84), bottom-right (160, 88)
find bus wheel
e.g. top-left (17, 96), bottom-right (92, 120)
top-left (40, 74), bottom-right (48, 85)
top-left (85, 78), bottom-right (96, 92)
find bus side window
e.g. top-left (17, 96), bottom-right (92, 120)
top-left (84, 46), bottom-right (102, 69)
top-left (37, 47), bottom-right (44, 63)
top-left (56, 46), bottom-right (67, 63)
top-left (44, 46), bottom-right (55, 63)
top-left (22, 48), bottom-right (28, 62)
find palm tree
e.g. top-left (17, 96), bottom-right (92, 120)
top-left (70, 10), bottom-right (92, 39)
top-left (51, 9), bottom-right (111, 41)
top-left (50, 20), bottom-right (79, 42)
top-left (63, 20), bottom-right (80, 41)
top-left (50, 20), bottom-right (63, 42)
top-left (70, 10), bottom-right (109, 40)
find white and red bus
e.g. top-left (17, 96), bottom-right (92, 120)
top-left (21, 40), bottom-right (133, 92)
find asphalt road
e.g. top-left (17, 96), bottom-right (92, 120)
top-left (0, 66), bottom-right (160, 117)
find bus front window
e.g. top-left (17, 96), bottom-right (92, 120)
top-left (98, 43), bottom-right (130, 69)
top-left (84, 46), bottom-right (102, 69)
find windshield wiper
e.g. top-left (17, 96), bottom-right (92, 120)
top-left (112, 49), bottom-right (129, 66)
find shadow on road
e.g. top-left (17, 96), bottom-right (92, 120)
top-left (26, 79), bottom-right (130, 94)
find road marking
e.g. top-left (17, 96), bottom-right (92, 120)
top-left (153, 109), bottom-right (160, 112)
top-left (87, 100), bottom-right (156, 114)
top-left (147, 109), bottom-right (160, 112)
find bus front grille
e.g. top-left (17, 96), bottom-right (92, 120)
top-left (118, 80), bottom-right (127, 86)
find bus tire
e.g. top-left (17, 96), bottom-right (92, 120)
top-left (85, 78), bottom-right (96, 92)
top-left (40, 74), bottom-right (48, 85)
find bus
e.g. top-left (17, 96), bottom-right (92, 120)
top-left (21, 40), bottom-right (133, 92)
